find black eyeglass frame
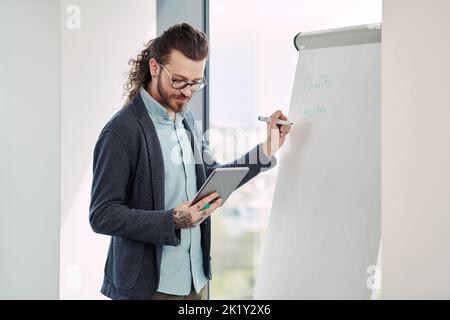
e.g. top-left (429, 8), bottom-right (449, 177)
top-left (160, 63), bottom-right (207, 93)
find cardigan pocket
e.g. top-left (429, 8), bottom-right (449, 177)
top-left (106, 236), bottom-right (145, 290)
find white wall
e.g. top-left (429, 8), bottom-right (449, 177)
top-left (0, 0), bottom-right (60, 299)
top-left (382, 0), bottom-right (450, 299)
top-left (59, 0), bottom-right (156, 299)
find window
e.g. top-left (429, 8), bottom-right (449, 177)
top-left (209, 0), bottom-right (382, 299)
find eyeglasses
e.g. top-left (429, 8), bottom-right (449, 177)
top-left (160, 64), bottom-right (207, 92)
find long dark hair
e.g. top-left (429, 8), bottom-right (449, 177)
top-left (123, 23), bottom-right (209, 105)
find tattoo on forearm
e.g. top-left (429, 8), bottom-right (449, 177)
top-left (173, 209), bottom-right (194, 229)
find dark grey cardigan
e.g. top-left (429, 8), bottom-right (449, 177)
top-left (89, 93), bottom-right (276, 300)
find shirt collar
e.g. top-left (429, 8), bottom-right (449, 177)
top-left (140, 86), bottom-right (187, 124)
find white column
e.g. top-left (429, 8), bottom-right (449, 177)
top-left (382, 0), bottom-right (450, 299)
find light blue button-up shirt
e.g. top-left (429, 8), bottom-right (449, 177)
top-left (140, 87), bottom-right (208, 295)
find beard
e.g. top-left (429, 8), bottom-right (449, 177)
top-left (156, 73), bottom-right (191, 113)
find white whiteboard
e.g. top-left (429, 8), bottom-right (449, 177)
top-left (255, 25), bottom-right (381, 299)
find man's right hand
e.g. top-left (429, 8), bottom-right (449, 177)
top-left (172, 192), bottom-right (222, 229)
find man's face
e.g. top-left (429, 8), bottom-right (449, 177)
top-left (155, 50), bottom-right (206, 114)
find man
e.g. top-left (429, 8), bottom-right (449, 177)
top-left (89, 23), bottom-right (291, 300)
